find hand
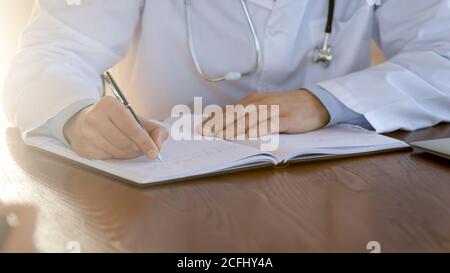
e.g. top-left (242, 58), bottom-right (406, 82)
top-left (199, 90), bottom-right (330, 139)
top-left (64, 96), bottom-right (168, 160)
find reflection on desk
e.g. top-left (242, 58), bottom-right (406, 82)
top-left (0, 124), bottom-right (449, 252)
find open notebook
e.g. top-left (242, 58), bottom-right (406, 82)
top-left (25, 120), bottom-right (409, 185)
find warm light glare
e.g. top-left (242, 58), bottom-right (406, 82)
top-left (0, 1), bottom-right (384, 128)
top-left (0, 0), bottom-right (34, 125)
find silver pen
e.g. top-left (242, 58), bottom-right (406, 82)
top-left (102, 71), bottom-right (163, 161)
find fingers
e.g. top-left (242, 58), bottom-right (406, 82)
top-left (216, 114), bottom-right (284, 139)
top-left (141, 119), bottom-right (169, 151)
top-left (201, 105), bottom-right (253, 138)
top-left (200, 112), bottom-right (224, 136)
top-left (246, 117), bottom-right (289, 138)
top-left (200, 93), bottom-right (263, 136)
top-left (66, 96), bottom-right (168, 160)
top-left (91, 129), bottom-right (141, 159)
top-left (106, 98), bottom-right (160, 159)
top-left (76, 139), bottom-right (114, 160)
top-left (215, 109), bottom-right (258, 139)
top-left (84, 148), bottom-right (113, 161)
top-left (64, 106), bottom-right (112, 160)
top-left (211, 101), bottom-right (280, 140)
top-left (96, 117), bottom-right (142, 156)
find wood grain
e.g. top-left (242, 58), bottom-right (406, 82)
top-left (0, 124), bottom-right (449, 253)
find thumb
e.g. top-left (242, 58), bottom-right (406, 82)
top-left (141, 119), bottom-right (169, 151)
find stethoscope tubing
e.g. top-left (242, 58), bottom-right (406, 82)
top-left (185, 0), bottom-right (262, 82)
top-left (185, 0), bottom-right (335, 82)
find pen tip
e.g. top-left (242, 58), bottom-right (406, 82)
top-left (157, 154), bottom-right (163, 161)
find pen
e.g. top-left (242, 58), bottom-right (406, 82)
top-left (102, 71), bottom-right (163, 161)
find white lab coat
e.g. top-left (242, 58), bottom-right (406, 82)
top-left (2, 0), bottom-right (450, 140)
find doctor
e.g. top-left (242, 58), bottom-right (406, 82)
top-left (2, 0), bottom-right (450, 160)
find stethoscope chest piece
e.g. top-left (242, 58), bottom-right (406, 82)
top-left (313, 0), bottom-right (335, 68)
top-left (313, 33), bottom-right (333, 68)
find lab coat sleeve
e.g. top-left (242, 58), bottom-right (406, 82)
top-left (304, 84), bottom-right (372, 129)
top-left (48, 99), bottom-right (97, 146)
top-left (1, 0), bottom-right (143, 139)
top-left (317, 0), bottom-right (450, 133)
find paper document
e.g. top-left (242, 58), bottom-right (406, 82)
top-left (25, 121), bottom-right (409, 185)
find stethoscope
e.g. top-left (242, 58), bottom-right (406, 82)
top-left (185, 0), bottom-right (336, 82)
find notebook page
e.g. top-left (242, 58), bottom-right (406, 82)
top-left (277, 125), bottom-right (408, 161)
top-left (26, 132), bottom-right (272, 184)
top-left (102, 135), bottom-right (272, 183)
top-left (234, 125), bottom-right (408, 162)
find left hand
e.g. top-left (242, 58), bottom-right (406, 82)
top-left (199, 89), bottom-right (331, 139)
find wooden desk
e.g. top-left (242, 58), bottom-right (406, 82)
top-left (0, 124), bottom-right (449, 253)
